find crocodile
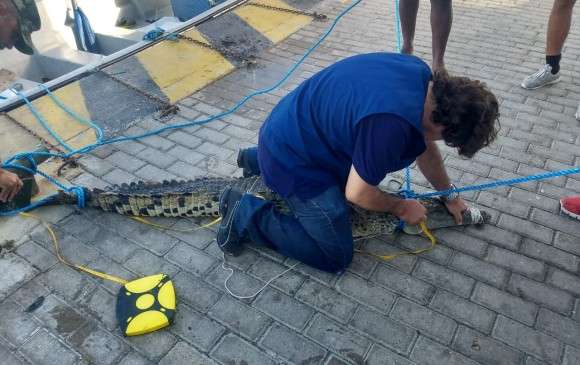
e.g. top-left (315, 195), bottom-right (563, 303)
top-left (38, 175), bottom-right (489, 238)
top-left (1, 153), bottom-right (489, 237)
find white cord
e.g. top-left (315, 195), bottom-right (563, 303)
top-left (222, 251), bottom-right (300, 300)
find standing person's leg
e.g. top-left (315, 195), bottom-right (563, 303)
top-left (398, 0), bottom-right (420, 54)
top-left (218, 186), bottom-right (354, 273)
top-left (522, 0), bottom-right (576, 89)
top-left (430, 0), bottom-right (452, 71)
top-left (546, 0), bottom-right (577, 74)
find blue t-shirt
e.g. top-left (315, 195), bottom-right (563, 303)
top-left (258, 52), bottom-right (431, 198)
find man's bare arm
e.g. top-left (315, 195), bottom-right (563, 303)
top-left (345, 166), bottom-right (427, 225)
top-left (415, 141), bottom-right (452, 190)
top-left (416, 141), bottom-right (468, 223)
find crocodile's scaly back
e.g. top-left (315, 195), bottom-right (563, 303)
top-left (83, 176), bottom-right (489, 239)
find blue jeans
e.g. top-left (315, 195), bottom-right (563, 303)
top-left (234, 148), bottom-right (353, 273)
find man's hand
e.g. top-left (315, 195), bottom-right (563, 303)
top-left (444, 197), bottom-right (468, 225)
top-left (0, 169), bottom-right (23, 203)
top-left (396, 199), bottom-right (427, 226)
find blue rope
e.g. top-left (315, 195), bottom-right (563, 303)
top-left (38, 84), bottom-right (105, 141)
top-left (12, 88), bottom-right (74, 152)
top-left (410, 167), bottom-right (580, 200)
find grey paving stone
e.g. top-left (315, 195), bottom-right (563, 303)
top-left (452, 326), bottom-right (523, 365)
top-left (204, 263), bottom-right (264, 298)
top-left (165, 242), bottom-right (217, 276)
top-left (391, 297), bottom-right (457, 344)
top-left (365, 344), bottom-right (416, 365)
top-left (41, 265), bottom-right (97, 303)
top-left (166, 131), bottom-right (203, 148)
top-left (371, 264), bottom-right (434, 304)
top-left (493, 316), bottom-right (562, 364)
top-left (172, 271), bottom-right (222, 313)
top-left (411, 336), bottom-right (479, 365)
top-left (120, 222), bottom-right (180, 256)
top-left (260, 323), bottom-right (327, 364)
top-left (498, 214), bottom-right (554, 244)
top-left (139, 135), bottom-right (175, 151)
top-left (253, 287), bottom-right (314, 331)
top-left (167, 161), bottom-right (207, 180)
top-left (413, 260), bottom-right (475, 298)
top-left (306, 314), bottom-right (370, 364)
top-left (531, 208), bottom-right (580, 239)
top-left (350, 306), bottom-right (416, 354)
top-left (247, 257), bottom-right (305, 296)
top-left (295, 279), bottom-right (357, 324)
top-left (69, 323), bottom-right (128, 365)
top-left (508, 274), bottom-right (574, 315)
top-left (475, 275), bottom-right (534, 320)
top-left (547, 269), bottom-right (580, 296)
top-left (563, 346), bottom-right (580, 365)
top-left (477, 191), bottom-right (530, 218)
top-left (450, 252), bottom-right (509, 288)
top-left (123, 249), bottom-right (179, 278)
top-left (137, 147), bottom-right (178, 168)
top-left (0, 299), bottom-right (39, 346)
top-left (522, 238), bottom-right (579, 273)
top-left (32, 294), bottom-right (87, 338)
top-left (167, 145), bottom-right (206, 165)
top-left (325, 354), bottom-right (351, 365)
top-left (81, 287), bottom-right (118, 331)
top-left (90, 230), bottom-right (141, 265)
top-left (336, 273), bottom-right (396, 314)
top-left (79, 155), bottom-right (115, 177)
top-left (463, 224), bottom-right (521, 251)
top-left (171, 303), bottom-right (225, 351)
top-left (125, 329), bottom-right (178, 361)
top-left (213, 334), bottom-right (277, 365)
top-left (159, 341), bottom-right (216, 365)
top-left (430, 290), bottom-right (496, 334)
top-left (486, 246), bottom-right (546, 281)
top-left (0, 342), bottom-right (27, 365)
top-left (362, 238), bottom-right (417, 273)
top-left (106, 151), bottom-right (147, 172)
top-left (15, 240), bottom-right (58, 272)
top-left (134, 164), bottom-right (178, 182)
top-left (347, 253), bottom-right (378, 279)
top-left (553, 232), bottom-right (580, 256)
top-left (8, 277), bottom-right (50, 310)
top-left (87, 255), bottom-right (137, 294)
top-left (537, 308), bottom-right (580, 348)
top-left (118, 351), bottom-right (154, 365)
top-left (208, 295), bottom-right (271, 341)
top-left (509, 186), bottom-right (561, 212)
top-left (397, 235), bottom-right (453, 265)
top-left (20, 329), bottom-right (79, 365)
top-left (0, 254), bottom-right (38, 301)
top-left (101, 168), bottom-right (139, 185)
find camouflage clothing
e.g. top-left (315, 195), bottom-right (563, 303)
top-left (9, 0), bottom-right (40, 54)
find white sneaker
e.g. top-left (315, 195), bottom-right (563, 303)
top-left (521, 64), bottom-right (560, 90)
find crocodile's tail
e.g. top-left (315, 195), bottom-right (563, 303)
top-left (86, 176), bottom-right (275, 217)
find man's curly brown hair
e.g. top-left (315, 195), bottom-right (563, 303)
top-left (431, 72), bottom-right (500, 158)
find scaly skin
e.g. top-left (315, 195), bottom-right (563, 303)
top-left (61, 176), bottom-right (490, 239)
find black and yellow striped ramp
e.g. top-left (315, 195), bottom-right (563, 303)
top-left (5, 0), bottom-right (325, 154)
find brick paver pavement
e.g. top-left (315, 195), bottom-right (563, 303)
top-left (1, 0), bottom-right (580, 364)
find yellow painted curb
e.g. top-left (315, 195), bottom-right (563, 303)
top-left (136, 28), bottom-right (235, 104)
top-left (235, 0), bottom-right (312, 43)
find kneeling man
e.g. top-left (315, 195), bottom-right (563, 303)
top-left (218, 52), bottom-right (499, 273)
